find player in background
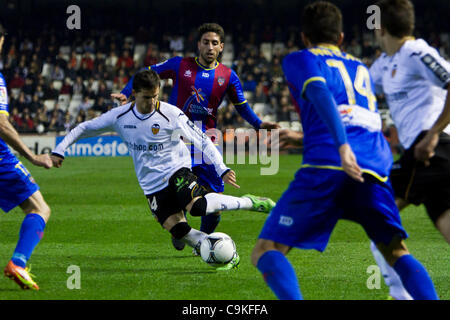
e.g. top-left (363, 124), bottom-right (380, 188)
top-left (251, 1), bottom-right (438, 300)
top-left (112, 23), bottom-right (279, 251)
top-left (52, 70), bottom-right (276, 270)
top-left (0, 24), bottom-right (53, 290)
top-left (367, 0), bottom-right (450, 300)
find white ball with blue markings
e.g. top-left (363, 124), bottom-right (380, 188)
top-left (200, 232), bottom-right (236, 267)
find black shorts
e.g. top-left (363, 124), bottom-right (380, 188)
top-left (390, 131), bottom-right (450, 223)
top-left (146, 167), bottom-right (209, 225)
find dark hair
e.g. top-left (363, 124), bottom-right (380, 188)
top-left (0, 23), bottom-right (7, 37)
top-left (301, 1), bottom-right (342, 45)
top-left (376, 0), bottom-right (415, 38)
top-left (197, 23), bottom-right (225, 43)
top-left (132, 69), bottom-right (160, 93)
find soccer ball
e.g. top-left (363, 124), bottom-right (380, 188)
top-left (200, 232), bottom-right (237, 267)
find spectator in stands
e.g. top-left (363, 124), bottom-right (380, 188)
top-left (51, 65), bottom-right (65, 81)
top-left (29, 94), bottom-right (43, 114)
top-left (60, 77), bottom-right (73, 95)
top-left (43, 81), bottom-right (59, 100)
top-left (9, 71), bottom-right (25, 89)
top-left (116, 50), bottom-right (134, 70)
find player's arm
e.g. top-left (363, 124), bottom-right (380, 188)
top-left (304, 81), bottom-right (363, 182)
top-left (227, 71), bottom-right (279, 130)
top-left (414, 85), bottom-right (450, 164)
top-left (112, 57), bottom-right (181, 105)
top-left (0, 113), bottom-right (52, 168)
top-left (51, 109), bottom-right (117, 167)
top-left (411, 49), bottom-right (450, 164)
top-left (175, 112), bottom-right (239, 188)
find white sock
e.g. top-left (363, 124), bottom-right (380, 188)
top-left (182, 228), bottom-right (208, 248)
top-left (370, 241), bottom-right (413, 300)
top-left (204, 193), bottom-right (252, 214)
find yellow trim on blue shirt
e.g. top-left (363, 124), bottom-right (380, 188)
top-left (301, 76), bottom-right (326, 96)
top-left (195, 57), bottom-right (219, 70)
top-left (301, 164), bottom-right (389, 183)
top-left (0, 110), bottom-right (9, 116)
top-left (234, 100), bottom-right (248, 106)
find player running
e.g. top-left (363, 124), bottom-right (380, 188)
top-left (112, 23), bottom-right (279, 250)
top-left (0, 25), bottom-right (53, 290)
top-left (251, 1), bottom-right (439, 300)
top-left (51, 69), bottom-right (275, 270)
top-left (367, 0), bottom-right (450, 300)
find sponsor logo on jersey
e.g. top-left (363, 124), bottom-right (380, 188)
top-left (151, 123), bottom-right (160, 135)
top-left (184, 70), bottom-right (192, 78)
top-left (218, 76), bottom-right (225, 86)
top-left (123, 124), bottom-right (137, 129)
top-left (0, 87), bottom-right (7, 105)
top-left (202, 72), bottom-right (210, 78)
top-left (421, 53), bottom-right (450, 83)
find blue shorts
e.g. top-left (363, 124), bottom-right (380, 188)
top-left (0, 160), bottom-right (39, 212)
top-left (259, 168), bottom-right (407, 251)
top-left (192, 163), bottom-right (224, 193)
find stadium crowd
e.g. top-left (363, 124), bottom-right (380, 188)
top-left (2, 13), bottom-right (449, 140)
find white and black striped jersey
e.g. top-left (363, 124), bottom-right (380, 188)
top-left (370, 38), bottom-right (450, 149)
top-left (52, 101), bottom-right (229, 195)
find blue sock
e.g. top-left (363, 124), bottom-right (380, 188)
top-left (200, 214), bottom-right (221, 234)
top-left (11, 214), bottom-right (46, 268)
top-left (256, 250), bottom-right (302, 300)
top-left (393, 254), bottom-right (439, 300)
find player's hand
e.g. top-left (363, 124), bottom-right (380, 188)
top-left (260, 121), bottom-right (281, 130)
top-left (222, 170), bottom-right (240, 189)
top-left (414, 131), bottom-right (439, 166)
top-left (110, 93), bottom-right (128, 105)
top-left (50, 155), bottom-right (64, 168)
top-left (31, 154), bottom-right (53, 169)
top-left (339, 144), bottom-right (364, 182)
top-left (268, 129), bottom-right (303, 149)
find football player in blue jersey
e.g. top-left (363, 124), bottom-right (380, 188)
top-left (250, 1), bottom-right (439, 300)
top-left (0, 25), bottom-right (53, 290)
top-left (112, 23), bottom-right (279, 252)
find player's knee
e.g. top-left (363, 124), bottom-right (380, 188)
top-left (435, 209), bottom-right (450, 244)
top-left (377, 238), bottom-right (409, 266)
top-left (251, 239), bottom-right (277, 267)
top-left (169, 222), bottom-right (192, 240)
top-left (190, 197), bottom-right (207, 216)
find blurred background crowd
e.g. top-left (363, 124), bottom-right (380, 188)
top-left (1, 0), bottom-right (449, 153)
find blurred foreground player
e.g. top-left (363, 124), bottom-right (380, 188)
top-left (251, 1), bottom-right (439, 300)
top-left (0, 25), bottom-right (53, 290)
top-left (368, 0), bottom-right (450, 300)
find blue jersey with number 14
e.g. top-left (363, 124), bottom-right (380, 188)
top-left (283, 44), bottom-right (393, 180)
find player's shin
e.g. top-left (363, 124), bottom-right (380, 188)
top-left (392, 254), bottom-right (439, 300)
top-left (204, 193), bottom-right (252, 214)
top-left (169, 222), bottom-right (208, 250)
top-left (256, 250), bottom-right (302, 300)
top-left (370, 242), bottom-right (412, 300)
top-left (11, 213), bottom-right (46, 268)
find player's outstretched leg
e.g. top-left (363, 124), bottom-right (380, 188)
top-left (197, 193), bottom-right (275, 215)
top-left (370, 241), bottom-right (412, 300)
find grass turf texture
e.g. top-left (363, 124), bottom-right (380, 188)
top-left (0, 155), bottom-right (448, 300)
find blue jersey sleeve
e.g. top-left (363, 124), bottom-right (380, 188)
top-left (226, 70), bottom-right (247, 105)
top-left (120, 56), bottom-right (182, 98)
top-left (0, 73), bottom-right (9, 116)
top-left (282, 51), bottom-right (327, 99)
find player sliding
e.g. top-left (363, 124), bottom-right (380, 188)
top-left (112, 23), bottom-right (279, 252)
top-left (251, 1), bottom-right (439, 300)
top-left (0, 24), bottom-right (53, 291)
top-left (51, 69), bottom-right (275, 270)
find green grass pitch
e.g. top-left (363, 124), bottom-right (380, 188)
top-left (0, 154), bottom-right (448, 300)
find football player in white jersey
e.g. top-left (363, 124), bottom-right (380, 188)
top-left (51, 70), bottom-right (276, 270)
top-left (368, 0), bottom-right (450, 300)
